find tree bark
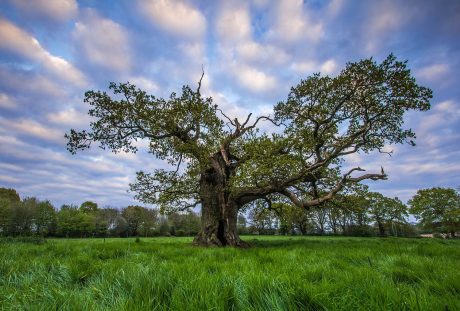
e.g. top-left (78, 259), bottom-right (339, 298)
top-left (193, 164), bottom-right (249, 247)
top-left (377, 220), bottom-right (385, 236)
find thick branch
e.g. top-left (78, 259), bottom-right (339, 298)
top-left (282, 167), bottom-right (387, 209)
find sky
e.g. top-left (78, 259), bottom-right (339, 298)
top-left (0, 0), bottom-right (459, 209)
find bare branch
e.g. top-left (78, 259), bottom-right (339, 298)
top-left (173, 154), bottom-right (183, 175)
top-left (241, 113), bottom-right (253, 128)
top-left (378, 148), bottom-right (393, 156)
top-left (197, 65), bottom-right (205, 95)
top-left (216, 106), bottom-right (236, 127)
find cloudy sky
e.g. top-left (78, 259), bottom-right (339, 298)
top-left (0, 0), bottom-right (459, 208)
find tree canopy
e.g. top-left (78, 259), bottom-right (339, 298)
top-left (66, 54), bottom-right (432, 246)
top-left (409, 187), bottom-right (460, 236)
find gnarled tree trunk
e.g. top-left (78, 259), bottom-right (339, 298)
top-left (193, 159), bottom-right (249, 247)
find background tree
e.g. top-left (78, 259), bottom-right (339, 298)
top-left (157, 216), bottom-right (170, 236)
top-left (237, 214), bottom-right (248, 235)
top-left (334, 194), bottom-right (372, 236)
top-left (121, 205), bottom-right (157, 237)
top-left (271, 203), bottom-right (297, 235)
top-left (56, 205), bottom-right (95, 238)
top-left (111, 214), bottom-right (128, 237)
top-left (384, 196), bottom-right (408, 236)
top-left (122, 205), bottom-right (144, 237)
top-left (168, 211), bottom-right (201, 236)
top-left (0, 198), bottom-right (13, 236)
top-left (80, 201), bottom-right (98, 214)
top-left (66, 55), bottom-right (431, 246)
top-left (0, 188), bottom-right (20, 235)
top-left (367, 193), bottom-right (407, 236)
top-left (33, 200), bottom-right (57, 236)
top-left (367, 192), bottom-right (388, 236)
top-left (9, 198), bottom-right (35, 236)
top-left (182, 211), bottom-right (201, 236)
top-left (311, 208), bottom-right (328, 235)
top-left (325, 202), bottom-right (342, 235)
top-left (409, 187), bottom-right (460, 237)
top-left (0, 188), bottom-right (20, 203)
top-left (247, 200), bottom-right (279, 235)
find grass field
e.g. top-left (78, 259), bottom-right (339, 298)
top-left (0, 236), bottom-right (459, 310)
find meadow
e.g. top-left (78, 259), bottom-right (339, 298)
top-left (0, 236), bottom-right (459, 310)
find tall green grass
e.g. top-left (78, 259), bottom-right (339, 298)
top-left (0, 236), bottom-right (459, 310)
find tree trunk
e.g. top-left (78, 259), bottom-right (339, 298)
top-left (193, 166), bottom-right (249, 247)
top-left (377, 220), bottom-right (385, 236)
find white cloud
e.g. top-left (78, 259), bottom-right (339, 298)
top-left (73, 10), bottom-right (131, 72)
top-left (416, 100), bottom-right (459, 138)
top-left (269, 0), bottom-right (323, 43)
top-left (0, 93), bottom-right (17, 109)
top-left (0, 67), bottom-right (67, 98)
top-left (127, 77), bottom-right (159, 93)
top-left (290, 60), bottom-right (316, 73)
top-left (0, 131), bottom-right (159, 207)
top-left (369, 5), bottom-right (403, 35)
top-left (0, 18), bottom-right (86, 87)
top-left (179, 42), bottom-right (206, 61)
top-left (138, 0), bottom-right (206, 39)
top-left (215, 3), bottom-right (289, 65)
top-left (216, 5), bottom-right (251, 43)
top-left (363, 1), bottom-right (414, 53)
top-left (320, 59), bottom-right (338, 75)
top-left (416, 64), bottom-right (449, 81)
top-left (47, 107), bottom-right (92, 127)
top-left (235, 41), bottom-right (289, 65)
top-left (327, 0), bottom-right (344, 18)
top-left (0, 118), bottom-right (64, 143)
top-left (0, 175), bottom-right (20, 184)
top-left (234, 65), bottom-right (277, 92)
top-left (291, 59), bottom-right (339, 75)
top-left (0, 162), bottom-right (24, 172)
top-left (434, 100), bottom-right (459, 115)
top-left (214, 3), bottom-right (285, 93)
top-left (9, 0), bottom-right (78, 22)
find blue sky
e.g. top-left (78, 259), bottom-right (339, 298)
top-left (0, 0), bottom-right (459, 208)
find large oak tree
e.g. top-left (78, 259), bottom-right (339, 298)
top-left (66, 55), bottom-right (431, 246)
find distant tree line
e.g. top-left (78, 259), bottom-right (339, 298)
top-left (243, 192), bottom-right (413, 237)
top-left (0, 187), bottom-right (458, 238)
top-left (0, 188), bottom-right (200, 238)
top-left (242, 188), bottom-right (459, 238)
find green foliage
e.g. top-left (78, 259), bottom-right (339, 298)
top-left (66, 82), bottom-right (223, 212)
top-left (367, 193), bottom-right (408, 236)
top-left (237, 214), bottom-right (248, 235)
top-left (57, 205), bottom-right (95, 238)
top-left (0, 237), bottom-right (459, 310)
top-left (34, 200), bottom-right (57, 236)
top-left (0, 198), bottom-right (13, 235)
top-left (409, 187), bottom-right (460, 235)
top-left (247, 200), bottom-right (279, 235)
top-left (168, 211), bottom-right (200, 236)
top-left (0, 187), bottom-right (20, 202)
top-left (0, 196), bottom-right (57, 237)
top-left (275, 54), bottom-right (431, 153)
top-left (80, 201), bottom-right (98, 213)
top-left (121, 205), bottom-right (158, 237)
